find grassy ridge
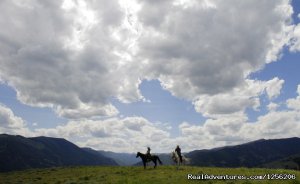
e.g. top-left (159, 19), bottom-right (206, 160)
top-left (0, 166), bottom-right (300, 184)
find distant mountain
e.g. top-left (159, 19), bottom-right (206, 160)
top-left (98, 150), bottom-right (139, 166)
top-left (0, 134), bottom-right (117, 172)
top-left (186, 137), bottom-right (300, 168)
top-left (82, 148), bottom-right (140, 166)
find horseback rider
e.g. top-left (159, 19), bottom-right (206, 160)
top-left (146, 147), bottom-right (151, 158)
top-left (175, 145), bottom-right (182, 163)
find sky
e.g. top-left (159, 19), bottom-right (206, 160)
top-left (1, 0), bottom-right (300, 153)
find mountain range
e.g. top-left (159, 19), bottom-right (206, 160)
top-left (186, 137), bottom-right (300, 169)
top-left (1, 134), bottom-right (300, 172)
top-left (0, 134), bottom-right (117, 172)
top-left (82, 148), bottom-right (139, 166)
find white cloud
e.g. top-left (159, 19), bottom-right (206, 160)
top-left (250, 111), bottom-right (300, 139)
top-left (286, 84), bottom-right (300, 111)
top-left (177, 110), bottom-right (300, 151)
top-left (31, 82), bottom-right (300, 152)
top-left (35, 116), bottom-right (171, 152)
top-left (0, 0), bottom-right (295, 120)
top-left (138, 0), bottom-right (292, 100)
top-left (27, 105), bottom-right (300, 153)
top-left (193, 78), bottom-right (284, 118)
top-left (1, 97), bottom-right (299, 153)
top-left (267, 102), bottom-right (279, 112)
top-left (265, 77), bottom-right (284, 99)
top-left (265, 2), bottom-right (294, 62)
top-left (0, 104), bottom-right (24, 129)
top-left (0, 104), bottom-right (31, 135)
top-left (24, 83), bottom-right (300, 152)
top-left (289, 23), bottom-right (300, 51)
top-left (55, 103), bottom-right (119, 119)
top-left (0, 0), bottom-right (144, 119)
top-left (0, 0), bottom-right (299, 153)
top-left (176, 84), bottom-right (300, 151)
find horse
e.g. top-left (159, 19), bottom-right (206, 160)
top-left (136, 152), bottom-right (163, 169)
top-left (171, 151), bottom-right (190, 168)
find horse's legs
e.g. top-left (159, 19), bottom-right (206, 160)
top-left (143, 161), bottom-right (146, 169)
top-left (153, 160), bottom-right (157, 168)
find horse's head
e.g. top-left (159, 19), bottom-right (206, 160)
top-left (136, 152), bottom-right (141, 158)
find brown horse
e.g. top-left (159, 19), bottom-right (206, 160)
top-left (136, 152), bottom-right (163, 169)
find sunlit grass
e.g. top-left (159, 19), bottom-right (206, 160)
top-left (0, 166), bottom-right (299, 184)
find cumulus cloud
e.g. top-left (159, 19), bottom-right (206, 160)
top-left (289, 23), bottom-right (300, 51)
top-left (138, 0), bottom-right (293, 100)
top-left (0, 0), bottom-right (144, 119)
top-left (55, 103), bottom-right (119, 119)
top-left (1, 95), bottom-right (299, 153)
top-left (35, 116), bottom-right (170, 152)
top-left (177, 110), bottom-right (300, 151)
top-left (173, 84), bottom-right (300, 151)
top-left (28, 106), bottom-right (300, 153)
top-left (286, 84), bottom-right (300, 111)
top-left (193, 78), bottom-right (284, 118)
top-left (31, 82), bottom-right (300, 153)
top-left (267, 102), bottom-right (279, 112)
top-left (174, 85), bottom-right (300, 151)
top-left (0, 104), bottom-right (31, 135)
top-left (265, 77), bottom-right (285, 99)
top-left (0, 0), bottom-right (295, 120)
top-left (0, 0), bottom-right (299, 152)
top-left (249, 111), bottom-right (300, 139)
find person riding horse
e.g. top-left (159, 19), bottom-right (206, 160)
top-left (146, 147), bottom-right (151, 159)
top-left (175, 145), bottom-right (182, 163)
top-left (136, 151), bottom-right (163, 169)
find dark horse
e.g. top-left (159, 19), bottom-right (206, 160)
top-left (136, 152), bottom-right (163, 169)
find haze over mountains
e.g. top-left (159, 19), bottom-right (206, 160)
top-left (82, 148), bottom-right (139, 166)
top-left (1, 134), bottom-right (300, 172)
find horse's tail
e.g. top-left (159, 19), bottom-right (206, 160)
top-left (157, 156), bottom-right (163, 165)
top-left (182, 155), bottom-right (191, 164)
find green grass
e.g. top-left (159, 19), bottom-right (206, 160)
top-left (0, 166), bottom-right (299, 184)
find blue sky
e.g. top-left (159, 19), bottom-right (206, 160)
top-left (0, 84), bottom-right (66, 128)
top-left (1, 0), bottom-right (300, 152)
top-left (247, 51), bottom-right (300, 121)
top-left (112, 80), bottom-right (205, 136)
